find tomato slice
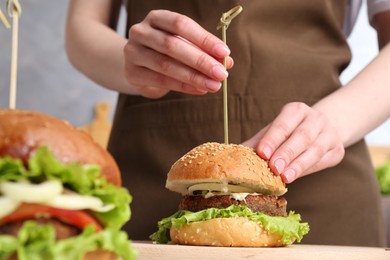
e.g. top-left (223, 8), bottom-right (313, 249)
top-left (0, 203), bottom-right (102, 231)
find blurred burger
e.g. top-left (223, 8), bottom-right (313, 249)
top-left (150, 142), bottom-right (309, 247)
top-left (0, 109), bottom-right (136, 259)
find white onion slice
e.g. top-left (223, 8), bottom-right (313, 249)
top-left (46, 194), bottom-right (115, 212)
top-left (188, 183), bottom-right (255, 195)
top-left (0, 197), bottom-right (20, 218)
top-left (0, 180), bottom-right (63, 203)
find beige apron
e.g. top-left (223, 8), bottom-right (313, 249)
top-left (108, 0), bottom-right (386, 246)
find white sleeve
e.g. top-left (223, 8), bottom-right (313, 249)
top-left (344, 0), bottom-right (362, 36)
top-left (367, 0), bottom-right (390, 26)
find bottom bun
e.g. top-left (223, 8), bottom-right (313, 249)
top-left (170, 217), bottom-right (289, 247)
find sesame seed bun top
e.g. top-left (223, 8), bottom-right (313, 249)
top-left (165, 142), bottom-right (287, 196)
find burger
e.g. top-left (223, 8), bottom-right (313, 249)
top-left (150, 142), bottom-right (309, 247)
top-left (0, 109), bottom-right (136, 259)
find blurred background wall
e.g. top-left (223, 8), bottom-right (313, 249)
top-left (340, 2), bottom-right (389, 145)
top-left (0, 1), bottom-right (388, 144)
top-left (0, 0), bottom-right (121, 127)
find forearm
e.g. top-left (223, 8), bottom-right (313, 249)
top-left (313, 43), bottom-right (390, 147)
top-left (65, 0), bottom-right (138, 95)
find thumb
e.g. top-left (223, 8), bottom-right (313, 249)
top-left (241, 126), bottom-right (269, 153)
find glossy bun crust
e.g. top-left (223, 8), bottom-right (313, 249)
top-left (166, 142), bottom-right (287, 196)
top-left (0, 109), bottom-right (121, 186)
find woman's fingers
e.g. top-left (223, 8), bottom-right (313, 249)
top-left (255, 103), bottom-right (310, 162)
top-left (125, 42), bottom-right (223, 92)
top-left (129, 23), bottom-right (229, 82)
top-left (124, 10), bottom-right (233, 98)
top-left (144, 10), bottom-right (230, 59)
top-left (242, 126), bottom-right (269, 158)
top-left (278, 130), bottom-right (345, 183)
top-left (124, 64), bottom-right (208, 98)
top-left (243, 102), bottom-right (345, 183)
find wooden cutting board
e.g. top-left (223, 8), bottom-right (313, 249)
top-left (80, 101), bottom-right (112, 149)
top-left (131, 242), bottom-right (389, 260)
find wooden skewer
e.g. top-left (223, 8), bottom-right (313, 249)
top-left (7, 0), bottom-right (22, 110)
top-left (217, 6), bottom-right (243, 144)
top-left (9, 11), bottom-right (19, 109)
top-left (0, 8), bottom-right (10, 28)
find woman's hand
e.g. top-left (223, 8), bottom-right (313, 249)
top-left (242, 102), bottom-right (345, 183)
top-left (124, 10), bottom-right (233, 98)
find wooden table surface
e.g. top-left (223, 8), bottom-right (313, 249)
top-left (131, 241), bottom-right (389, 260)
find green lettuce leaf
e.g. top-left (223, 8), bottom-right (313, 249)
top-left (0, 221), bottom-right (137, 260)
top-left (150, 205), bottom-right (310, 245)
top-left (0, 146), bottom-right (132, 229)
top-left (375, 162), bottom-right (390, 194)
top-left (0, 235), bottom-right (19, 260)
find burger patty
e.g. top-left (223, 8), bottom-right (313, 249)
top-left (179, 194), bottom-right (287, 217)
top-left (0, 218), bottom-right (80, 240)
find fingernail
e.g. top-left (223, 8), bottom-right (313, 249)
top-left (212, 65), bottom-right (228, 80)
top-left (262, 146), bottom-right (272, 159)
top-left (282, 169), bottom-right (296, 183)
top-left (214, 43), bottom-right (231, 57)
top-left (274, 159), bottom-right (285, 174)
top-left (205, 79), bottom-right (221, 92)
